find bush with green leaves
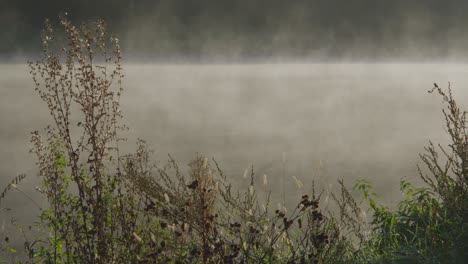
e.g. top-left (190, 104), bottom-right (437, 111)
top-left (354, 84), bottom-right (467, 263)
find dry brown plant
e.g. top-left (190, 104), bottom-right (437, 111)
top-left (26, 15), bottom-right (148, 263)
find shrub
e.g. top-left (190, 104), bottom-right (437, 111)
top-left (27, 14), bottom-right (149, 263)
top-left (355, 84), bottom-right (468, 263)
top-left (127, 149), bottom-right (356, 263)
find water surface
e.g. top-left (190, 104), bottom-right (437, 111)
top-left (1, 63), bottom-right (466, 231)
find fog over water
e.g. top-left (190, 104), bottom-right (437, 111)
top-left (5, 1), bottom-right (468, 61)
top-left (1, 63), bottom-right (467, 228)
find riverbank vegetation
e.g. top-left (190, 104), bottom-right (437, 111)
top-left (1, 16), bottom-right (467, 263)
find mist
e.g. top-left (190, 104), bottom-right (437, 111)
top-left (1, 63), bottom-right (466, 212)
top-left (4, 0), bottom-right (468, 61)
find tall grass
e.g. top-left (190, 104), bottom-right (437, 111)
top-left (0, 16), bottom-right (467, 263)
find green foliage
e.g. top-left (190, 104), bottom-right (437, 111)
top-left (356, 178), bottom-right (466, 263)
top-left (352, 84), bottom-right (468, 263)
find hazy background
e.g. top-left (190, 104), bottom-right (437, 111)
top-left (1, 0), bottom-right (468, 252)
top-left (3, 0), bottom-right (468, 61)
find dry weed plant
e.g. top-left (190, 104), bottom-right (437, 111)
top-left (0, 174), bottom-right (28, 262)
top-left (127, 145), bottom-right (357, 263)
top-left (26, 15), bottom-right (150, 263)
top-left (0, 174), bottom-right (27, 208)
top-left (422, 83), bottom-right (467, 220)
